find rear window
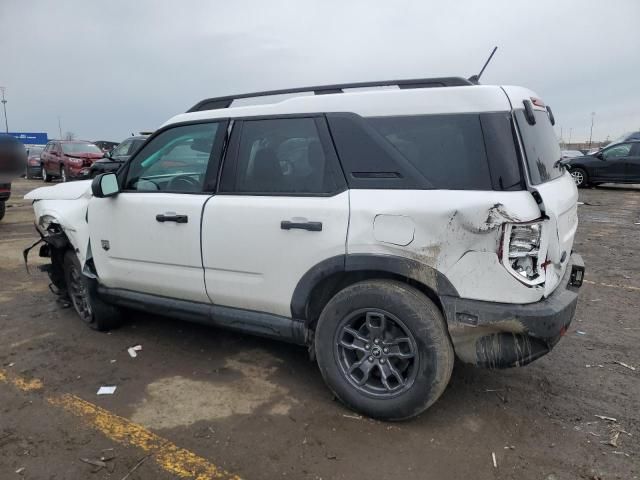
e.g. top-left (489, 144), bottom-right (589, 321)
top-left (514, 109), bottom-right (563, 185)
top-left (367, 114), bottom-right (492, 190)
top-left (62, 142), bottom-right (102, 154)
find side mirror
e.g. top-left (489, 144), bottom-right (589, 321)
top-left (91, 173), bottom-right (120, 198)
top-left (595, 151), bottom-right (604, 160)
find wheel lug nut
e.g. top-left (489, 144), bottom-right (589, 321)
top-left (368, 356), bottom-right (374, 362)
top-left (365, 344), bottom-right (370, 350)
top-left (374, 339), bottom-right (380, 345)
top-left (383, 348), bottom-right (388, 354)
top-left (380, 358), bottom-right (386, 363)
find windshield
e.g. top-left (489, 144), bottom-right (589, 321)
top-left (61, 142), bottom-right (102, 154)
top-left (515, 109), bottom-right (563, 185)
top-left (27, 146), bottom-right (44, 156)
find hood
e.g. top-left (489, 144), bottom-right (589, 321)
top-left (24, 180), bottom-right (93, 200)
top-left (65, 152), bottom-right (104, 160)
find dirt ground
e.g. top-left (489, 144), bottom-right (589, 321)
top-left (1, 177), bottom-right (638, 480)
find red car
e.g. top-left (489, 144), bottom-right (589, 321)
top-left (41, 140), bottom-right (104, 182)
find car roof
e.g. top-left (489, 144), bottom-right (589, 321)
top-left (162, 81), bottom-right (537, 128)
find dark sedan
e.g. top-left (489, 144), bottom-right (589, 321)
top-left (564, 141), bottom-right (640, 187)
top-left (89, 135), bottom-right (148, 178)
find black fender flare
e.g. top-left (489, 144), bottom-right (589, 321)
top-left (290, 253), bottom-right (459, 320)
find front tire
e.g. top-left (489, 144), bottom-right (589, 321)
top-left (42, 167), bottom-right (51, 183)
top-left (63, 250), bottom-right (123, 331)
top-left (0, 201), bottom-right (5, 221)
top-left (60, 166), bottom-right (68, 183)
top-left (315, 280), bottom-right (454, 421)
top-left (570, 167), bottom-right (588, 188)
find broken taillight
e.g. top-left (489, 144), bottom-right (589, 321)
top-left (501, 221), bottom-right (545, 286)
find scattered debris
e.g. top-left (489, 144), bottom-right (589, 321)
top-left (110, 359), bottom-right (117, 364)
top-left (80, 458), bottom-right (107, 474)
top-left (483, 388), bottom-right (505, 392)
top-left (612, 451), bottom-right (631, 457)
top-left (8, 362), bottom-right (14, 367)
top-left (15, 467), bottom-right (25, 474)
top-left (612, 360), bottom-right (636, 371)
top-left (120, 452), bottom-right (153, 480)
top-left (585, 364), bottom-right (604, 368)
top-left (127, 345), bottom-right (142, 358)
top-left (491, 452), bottom-right (497, 468)
top-left (594, 415), bottom-right (617, 422)
top-left (576, 330), bottom-right (587, 335)
top-left (342, 414), bottom-right (363, 420)
top-left (503, 445), bottom-right (515, 450)
top-left (97, 386), bottom-right (117, 395)
top-left (100, 448), bottom-right (116, 462)
top-left (326, 453), bottom-right (337, 460)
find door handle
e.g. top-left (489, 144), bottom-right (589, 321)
top-left (281, 220), bottom-right (322, 232)
top-left (156, 213), bottom-right (188, 223)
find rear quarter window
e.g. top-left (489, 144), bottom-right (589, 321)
top-left (367, 114), bottom-right (493, 190)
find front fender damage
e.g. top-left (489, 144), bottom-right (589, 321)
top-left (23, 223), bottom-right (71, 297)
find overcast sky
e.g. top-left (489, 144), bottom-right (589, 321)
top-left (1, 0), bottom-right (638, 143)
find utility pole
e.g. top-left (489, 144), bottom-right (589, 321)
top-left (0, 86), bottom-right (8, 133)
top-left (58, 116), bottom-right (63, 139)
top-left (568, 128), bottom-right (572, 147)
top-left (588, 112), bottom-right (595, 149)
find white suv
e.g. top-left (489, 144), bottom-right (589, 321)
top-left (25, 77), bottom-right (584, 420)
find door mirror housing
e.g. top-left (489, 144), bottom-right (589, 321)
top-left (92, 173), bottom-right (120, 198)
top-left (595, 151), bottom-right (604, 160)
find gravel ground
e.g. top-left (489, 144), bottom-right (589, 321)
top-left (1, 178), bottom-right (638, 480)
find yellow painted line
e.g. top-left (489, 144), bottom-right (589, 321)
top-left (583, 279), bottom-right (640, 292)
top-left (0, 369), bottom-right (241, 480)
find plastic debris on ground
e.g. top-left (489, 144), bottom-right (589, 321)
top-left (97, 386), bottom-right (117, 395)
top-left (127, 345), bottom-right (142, 358)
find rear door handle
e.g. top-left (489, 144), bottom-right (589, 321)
top-left (281, 220), bottom-right (322, 232)
top-left (156, 213), bottom-right (188, 223)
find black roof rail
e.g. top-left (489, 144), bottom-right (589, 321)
top-left (187, 76), bottom-right (473, 113)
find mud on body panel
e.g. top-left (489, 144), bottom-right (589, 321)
top-left (347, 189), bottom-right (545, 304)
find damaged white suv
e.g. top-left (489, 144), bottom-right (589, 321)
top-left (25, 77), bottom-right (584, 420)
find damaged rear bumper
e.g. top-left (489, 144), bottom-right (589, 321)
top-left (441, 253), bottom-right (584, 368)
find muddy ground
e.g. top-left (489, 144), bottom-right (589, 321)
top-left (1, 178), bottom-right (638, 480)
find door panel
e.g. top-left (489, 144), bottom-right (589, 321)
top-left (89, 193), bottom-right (210, 302)
top-left (88, 120), bottom-right (225, 303)
top-left (203, 116), bottom-right (349, 318)
top-left (595, 143), bottom-right (632, 180)
top-left (202, 193), bottom-right (349, 317)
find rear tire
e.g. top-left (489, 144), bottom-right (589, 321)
top-left (570, 167), bottom-right (588, 188)
top-left (61, 166), bottom-right (68, 183)
top-left (314, 280), bottom-right (454, 421)
top-left (0, 201), bottom-right (5, 221)
top-left (63, 250), bottom-right (123, 331)
top-left (42, 167), bottom-right (51, 183)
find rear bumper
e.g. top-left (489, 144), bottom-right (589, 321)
top-left (441, 253), bottom-right (584, 368)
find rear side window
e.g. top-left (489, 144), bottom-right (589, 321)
top-left (514, 109), bottom-right (563, 185)
top-left (368, 114), bottom-right (493, 190)
top-left (220, 117), bottom-right (344, 195)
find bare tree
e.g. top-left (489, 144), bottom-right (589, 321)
top-left (63, 131), bottom-right (76, 140)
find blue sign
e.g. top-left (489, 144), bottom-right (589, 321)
top-left (8, 132), bottom-right (48, 145)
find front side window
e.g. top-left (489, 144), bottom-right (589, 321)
top-left (221, 117), bottom-right (340, 194)
top-left (514, 109), bottom-right (563, 185)
top-left (124, 123), bottom-right (220, 193)
top-left (112, 140), bottom-right (132, 157)
top-left (602, 143), bottom-right (631, 160)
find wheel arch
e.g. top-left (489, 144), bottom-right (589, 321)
top-left (291, 254), bottom-right (458, 330)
